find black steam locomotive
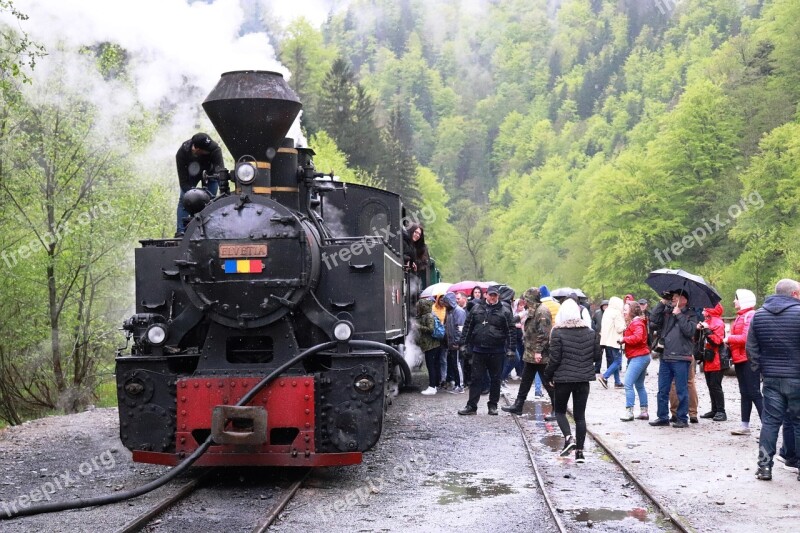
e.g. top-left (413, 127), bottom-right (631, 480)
top-left (116, 71), bottom-right (413, 467)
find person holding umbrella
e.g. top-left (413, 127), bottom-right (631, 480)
top-left (648, 289), bottom-right (699, 428)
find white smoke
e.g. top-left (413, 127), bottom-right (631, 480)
top-left (2, 0), bottom-right (336, 174)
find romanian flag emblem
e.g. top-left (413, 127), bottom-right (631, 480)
top-left (224, 259), bottom-right (263, 274)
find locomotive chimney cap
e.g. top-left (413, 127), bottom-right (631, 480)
top-left (202, 71), bottom-right (302, 161)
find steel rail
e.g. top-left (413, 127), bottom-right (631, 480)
top-left (117, 469), bottom-right (215, 533)
top-left (251, 468), bottom-right (312, 533)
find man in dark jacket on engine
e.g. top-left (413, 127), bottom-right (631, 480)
top-left (649, 289), bottom-right (698, 428)
top-left (175, 132), bottom-right (224, 236)
top-left (458, 285), bottom-right (516, 416)
top-left (747, 279), bottom-right (800, 481)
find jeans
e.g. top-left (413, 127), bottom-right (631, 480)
top-left (734, 361), bottom-right (763, 423)
top-left (553, 382), bottom-right (590, 450)
top-left (624, 355), bottom-right (650, 409)
top-left (779, 410), bottom-right (797, 464)
top-left (501, 348), bottom-right (523, 381)
top-left (438, 346), bottom-right (448, 386)
top-left (534, 373), bottom-right (543, 396)
top-left (447, 349), bottom-right (464, 388)
top-left (467, 352), bottom-right (504, 409)
top-left (758, 377), bottom-right (800, 469)
top-left (670, 359), bottom-right (698, 418)
top-left (176, 181), bottom-right (219, 234)
top-left (657, 360), bottom-right (689, 423)
top-left (704, 370), bottom-right (725, 414)
top-left (602, 347), bottom-right (622, 384)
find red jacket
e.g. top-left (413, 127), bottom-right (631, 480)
top-left (727, 307), bottom-right (755, 364)
top-left (622, 317), bottom-right (650, 358)
top-left (701, 303), bottom-right (726, 372)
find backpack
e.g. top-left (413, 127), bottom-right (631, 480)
top-left (432, 314), bottom-right (446, 340)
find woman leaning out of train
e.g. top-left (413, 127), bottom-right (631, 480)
top-left (697, 303), bottom-right (727, 421)
top-left (725, 289), bottom-right (762, 435)
top-left (416, 298), bottom-right (441, 395)
top-left (618, 302), bottom-right (651, 421)
top-left (544, 299), bottom-right (600, 463)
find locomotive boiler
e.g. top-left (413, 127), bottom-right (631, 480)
top-left (116, 70), bottom-right (412, 468)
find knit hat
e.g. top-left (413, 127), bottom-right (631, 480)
top-left (735, 289), bottom-right (756, 309)
top-left (539, 285), bottom-right (550, 298)
top-left (191, 132), bottom-right (214, 152)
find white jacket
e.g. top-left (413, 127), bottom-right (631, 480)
top-left (599, 296), bottom-right (625, 348)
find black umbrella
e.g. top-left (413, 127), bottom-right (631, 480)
top-left (645, 268), bottom-right (722, 309)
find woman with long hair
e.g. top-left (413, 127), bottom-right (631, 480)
top-left (544, 299), bottom-right (599, 463)
top-left (619, 302), bottom-right (651, 421)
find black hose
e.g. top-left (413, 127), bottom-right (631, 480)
top-left (2, 338), bottom-right (408, 520)
top-left (1, 341), bottom-right (338, 520)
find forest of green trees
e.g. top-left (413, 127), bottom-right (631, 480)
top-left (1, 0), bottom-right (799, 421)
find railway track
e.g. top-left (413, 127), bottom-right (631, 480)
top-left (116, 468), bottom-right (311, 533)
top-left (503, 394), bottom-right (691, 533)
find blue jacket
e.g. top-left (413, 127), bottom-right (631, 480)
top-left (747, 294), bottom-right (800, 378)
top-left (442, 293), bottom-right (466, 348)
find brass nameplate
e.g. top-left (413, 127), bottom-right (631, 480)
top-left (219, 244), bottom-right (268, 258)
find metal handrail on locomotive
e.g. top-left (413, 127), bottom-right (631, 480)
top-left (116, 70), bottom-right (413, 468)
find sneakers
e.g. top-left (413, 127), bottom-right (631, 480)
top-left (782, 462), bottom-right (799, 474)
top-left (700, 411), bottom-right (715, 419)
top-left (672, 420), bottom-right (689, 428)
top-left (487, 405), bottom-right (498, 416)
top-left (620, 407), bottom-right (634, 422)
top-left (649, 419), bottom-right (669, 426)
top-left (458, 405), bottom-right (477, 415)
top-left (421, 386), bottom-right (437, 396)
top-left (597, 375), bottom-right (608, 389)
top-left (713, 412), bottom-right (728, 422)
top-left (575, 450), bottom-right (585, 463)
top-left (755, 466), bottom-right (772, 480)
top-left (614, 383), bottom-right (624, 388)
top-left (637, 410), bottom-right (649, 420)
top-left (670, 415), bottom-right (678, 423)
top-left (731, 426), bottom-right (750, 435)
top-left (544, 414), bottom-right (558, 422)
top-left (560, 435), bottom-right (576, 457)
top-left (449, 386), bottom-right (465, 394)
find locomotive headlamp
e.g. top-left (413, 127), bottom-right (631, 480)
top-left (145, 324), bottom-right (168, 346)
top-left (235, 162), bottom-right (256, 184)
top-left (333, 320), bottom-right (354, 341)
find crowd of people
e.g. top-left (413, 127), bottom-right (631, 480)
top-left (411, 275), bottom-right (800, 476)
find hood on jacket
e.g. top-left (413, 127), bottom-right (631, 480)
top-left (736, 289), bottom-right (756, 309)
top-left (607, 296), bottom-right (624, 312)
top-left (703, 302), bottom-right (724, 318)
top-left (557, 299), bottom-right (582, 324)
top-left (498, 285), bottom-right (515, 303)
top-left (762, 294), bottom-right (800, 315)
top-left (416, 298), bottom-right (433, 316)
top-left (442, 292), bottom-right (458, 309)
top-left (523, 287), bottom-right (541, 306)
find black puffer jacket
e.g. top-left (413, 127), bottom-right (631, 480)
top-left (747, 294), bottom-right (800, 378)
top-left (461, 300), bottom-right (515, 353)
top-left (544, 319), bottom-right (599, 383)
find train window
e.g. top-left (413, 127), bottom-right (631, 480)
top-left (226, 336), bottom-right (274, 364)
top-left (358, 200), bottom-right (390, 237)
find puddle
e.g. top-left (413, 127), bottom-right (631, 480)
top-left (569, 507), bottom-right (650, 523)
top-left (540, 433), bottom-right (563, 452)
top-left (424, 471), bottom-right (517, 505)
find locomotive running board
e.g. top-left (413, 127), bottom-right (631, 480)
top-left (131, 450), bottom-right (363, 467)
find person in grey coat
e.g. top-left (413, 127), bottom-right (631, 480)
top-left (544, 299), bottom-right (600, 463)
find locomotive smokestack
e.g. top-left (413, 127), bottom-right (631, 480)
top-left (202, 71), bottom-right (302, 161)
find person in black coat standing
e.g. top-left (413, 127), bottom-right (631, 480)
top-left (458, 285), bottom-right (516, 416)
top-left (175, 132), bottom-right (224, 236)
top-left (544, 299), bottom-right (600, 463)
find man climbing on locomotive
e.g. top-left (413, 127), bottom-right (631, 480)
top-left (175, 132), bottom-right (223, 237)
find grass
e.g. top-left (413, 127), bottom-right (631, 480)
top-left (95, 378), bottom-right (118, 408)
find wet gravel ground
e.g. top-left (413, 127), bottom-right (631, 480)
top-left (0, 362), bottom-right (797, 532)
